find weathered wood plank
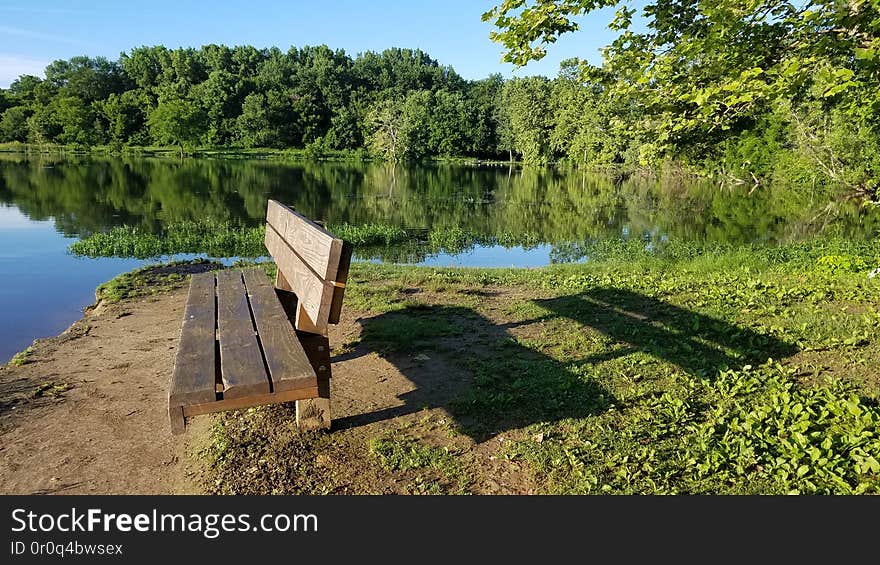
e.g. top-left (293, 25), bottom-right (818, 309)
top-left (265, 224), bottom-right (335, 331)
top-left (183, 386), bottom-right (320, 417)
top-left (216, 270), bottom-right (270, 398)
top-left (169, 272), bottom-right (217, 407)
top-left (169, 405), bottom-right (186, 435)
top-left (328, 241), bottom-right (353, 324)
top-left (273, 277), bottom-right (298, 322)
top-left (266, 199), bottom-right (343, 281)
top-left (296, 331), bottom-right (332, 381)
top-left (294, 331), bottom-right (331, 429)
top-left (242, 268), bottom-right (317, 392)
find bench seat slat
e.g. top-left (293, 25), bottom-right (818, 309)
top-left (169, 272), bottom-right (217, 406)
top-left (182, 386), bottom-right (319, 417)
top-left (242, 268), bottom-right (317, 392)
top-left (216, 270), bottom-right (270, 398)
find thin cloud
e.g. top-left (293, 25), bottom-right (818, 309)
top-left (0, 25), bottom-right (90, 46)
top-left (0, 7), bottom-right (93, 15)
top-left (0, 55), bottom-right (48, 88)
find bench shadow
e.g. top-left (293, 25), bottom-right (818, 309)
top-left (333, 304), bottom-right (616, 442)
top-left (534, 287), bottom-right (799, 379)
top-left (334, 287), bottom-right (797, 442)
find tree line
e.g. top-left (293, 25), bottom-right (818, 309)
top-left (0, 44), bottom-right (581, 164)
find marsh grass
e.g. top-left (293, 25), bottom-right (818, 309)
top-left (70, 222), bottom-right (267, 259)
top-left (68, 220), bottom-right (535, 261)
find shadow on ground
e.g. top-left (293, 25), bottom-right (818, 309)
top-left (335, 287), bottom-right (797, 442)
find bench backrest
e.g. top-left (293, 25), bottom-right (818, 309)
top-left (264, 199), bottom-right (352, 335)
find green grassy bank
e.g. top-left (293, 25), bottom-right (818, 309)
top-left (195, 241), bottom-right (880, 494)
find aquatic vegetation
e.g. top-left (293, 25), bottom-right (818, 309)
top-left (70, 222), bottom-right (267, 259)
top-left (8, 346), bottom-right (34, 367)
top-left (67, 220), bottom-right (549, 261)
top-left (331, 223), bottom-right (409, 246)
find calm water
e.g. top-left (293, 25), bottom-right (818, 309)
top-left (1, 153), bottom-right (877, 362)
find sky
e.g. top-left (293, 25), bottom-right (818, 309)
top-left (0, 0), bottom-right (625, 88)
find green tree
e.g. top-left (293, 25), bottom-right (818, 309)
top-left (44, 56), bottom-right (126, 103)
top-left (8, 75), bottom-right (44, 102)
top-left (97, 90), bottom-right (149, 145)
top-left (27, 104), bottom-right (61, 145)
top-left (485, 1), bottom-right (880, 192)
top-left (467, 74), bottom-right (505, 158)
top-left (193, 69), bottom-right (242, 144)
top-left (0, 42), bottom-right (568, 162)
top-left (501, 77), bottom-right (554, 164)
top-left (0, 107), bottom-right (30, 142)
top-left (235, 92), bottom-right (275, 147)
top-left (147, 98), bottom-right (206, 157)
top-left (427, 89), bottom-right (474, 157)
top-left (52, 95), bottom-right (98, 145)
top-left (551, 59), bottom-right (620, 165)
top-left (366, 98), bottom-right (407, 161)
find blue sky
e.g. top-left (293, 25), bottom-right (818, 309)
top-left (0, 0), bottom-right (625, 87)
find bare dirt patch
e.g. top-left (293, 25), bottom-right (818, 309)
top-left (0, 289), bottom-right (209, 494)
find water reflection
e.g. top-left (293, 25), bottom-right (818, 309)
top-left (1, 154), bottom-right (877, 362)
top-left (2, 154), bottom-right (876, 261)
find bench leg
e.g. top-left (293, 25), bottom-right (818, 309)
top-left (297, 376), bottom-right (330, 430)
top-left (294, 332), bottom-right (331, 430)
top-left (296, 397), bottom-right (330, 430)
top-left (169, 404), bottom-right (186, 435)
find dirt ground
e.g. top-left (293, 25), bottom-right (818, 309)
top-left (0, 280), bottom-right (533, 495)
top-left (0, 288), bottom-right (212, 494)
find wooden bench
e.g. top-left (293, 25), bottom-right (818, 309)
top-left (168, 199), bottom-right (352, 434)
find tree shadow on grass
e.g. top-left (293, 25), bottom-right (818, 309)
top-left (334, 288), bottom-right (798, 442)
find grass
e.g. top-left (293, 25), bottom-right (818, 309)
top-left (67, 220), bottom-right (534, 261)
top-left (360, 309), bottom-right (463, 353)
top-left (331, 223), bottom-right (409, 246)
top-left (195, 237), bottom-right (880, 494)
top-left (0, 142), bottom-right (514, 165)
top-left (0, 142), bottom-right (374, 161)
top-left (368, 432), bottom-right (471, 494)
top-left (202, 405), bottom-right (340, 495)
top-left (68, 231), bottom-right (876, 495)
top-left (95, 259), bottom-right (221, 304)
top-left (30, 382), bottom-right (72, 399)
top-left (70, 222), bottom-right (266, 259)
top-left (504, 360), bottom-right (879, 494)
top-left (8, 347), bottom-right (34, 367)
top-left (369, 434), bottom-right (456, 471)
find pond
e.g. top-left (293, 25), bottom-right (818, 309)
top-left (1, 153), bottom-right (877, 362)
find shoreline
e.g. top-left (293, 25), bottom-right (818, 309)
top-left (0, 142), bottom-right (518, 167)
